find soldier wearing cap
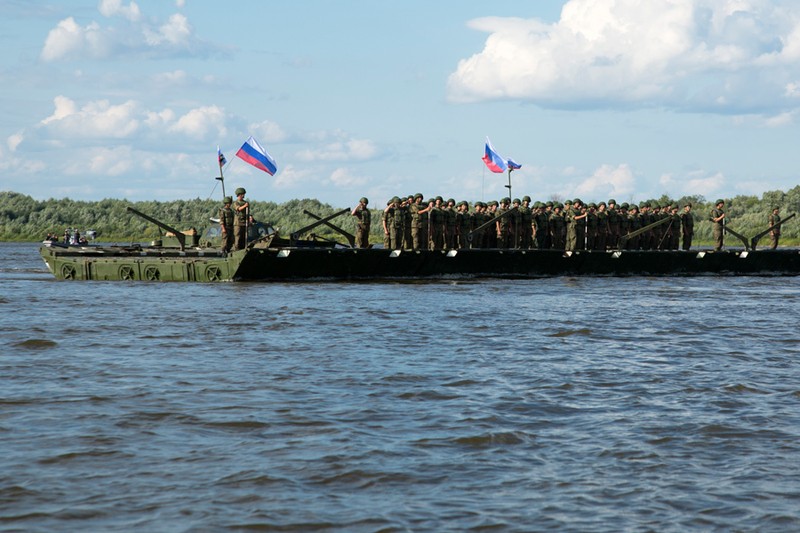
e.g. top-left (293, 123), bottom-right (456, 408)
top-left (496, 197), bottom-right (511, 248)
top-left (219, 196), bottom-right (234, 253)
top-left (351, 197), bottom-right (371, 248)
top-left (549, 202), bottom-right (566, 249)
top-left (408, 193), bottom-right (426, 250)
top-left (233, 187), bottom-right (250, 250)
top-left (627, 204), bottom-right (641, 250)
top-left (680, 203), bottom-right (694, 250)
top-left (605, 200), bottom-right (619, 249)
top-left (519, 196), bottom-right (533, 249)
top-left (710, 199), bottom-right (726, 251)
top-left (456, 201), bottom-right (470, 249)
top-left (445, 198), bottom-right (458, 249)
top-left (585, 203), bottom-right (599, 250)
top-left (769, 206), bottom-right (781, 249)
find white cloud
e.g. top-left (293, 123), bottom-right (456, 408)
top-left (248, 120), bottom-right (288, 144)
top-left (273, 164), bottom-right (315, 189)
top-left (295, 138), bottom-right (377, 162)
top-left (40, 5), bottom-right (218, 62)
top-left (328, 167), bottom-right (368, 187)
top-left (168, 105), bottom-right (227, 139)
top-left (98, 0), bottom-right (141, 21)
top-left (63, 146), bottom-right (135, 176)
top-left (40, 17), bottom-right (106, 61)
top-left (574, 163), bottom-right (636, 198)
top-left (448, 0), bottom-right (800, 114)
top-left (41, 96), bottom-right (139, 138)
top-left (7, 132), bottom-right (24, 152)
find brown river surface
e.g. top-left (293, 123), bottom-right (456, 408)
top-left (1, 242), bottom-right (800, 531)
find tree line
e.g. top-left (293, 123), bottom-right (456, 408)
top-left (1, 187), bottom-right (799, 245)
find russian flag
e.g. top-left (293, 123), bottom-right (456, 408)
top-left (482, 137), bottom-right (508, 173)
top-left (236, 136), bottom-right (277, 176)
top-left (217, 145), bottom-right (227, 167)
top-left (507, 158), bottom-right (522, 171)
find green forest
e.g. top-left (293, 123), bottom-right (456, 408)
top-left (1, 187), bottom-right (799, 245)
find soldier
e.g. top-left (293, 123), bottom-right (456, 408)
top-left (596, 202), bottom-right (608, 250)
top-left (485, 201), bottom-right (499, 248)
top-left (638, 203), bottom-right (651, 250)
top-left (457, 201), bottom-right (471, 249)
top-left (573, 199), bottom-right (587, 250)
top-left (429, 196), bottom-right (446, 250)
top-left (519, 196), bottom-right (533, 249)
top-left (606, 199), bottom-right (620, 249)
top-left (769, 206), bottom-right (781, 249)
top-left (445, 198), bottom-right (458, 249)
top-left (549, 203), bottom-right (566, 249)
top-left (351, 197), bottom-right (371, 248)
top-left (585, 203), bottom-right (598, 250)
top-left (408, 193), bottom-right (425, 250)
top-left (509, 198), bottom-right (522, 248)
top-left (627, 204), bottom-right (641, 250)
top-left (232, 187), bottom-right (250, 250)
top-left (403, 195), bottom-right (414, 249)
top-left (669, 205), bottom-right (681, 250)
top-left (470, 202), bottom-right (485, 248)
top-left (219, 196), bottom-right (234, 253)
top-left (618, 203), bottom-right (630, 247)
top-left (382, 199), bottom-right (393, 249)
top-left (680, 203), bottom-right (694, 250)
top-left (534, 202), bottom-right (550, 250)
top-left (710, 199), bottom-right (726, 251)
top-left (496, 197), bottom-right (511, 248)
top-left (387, 197), bottom-right (405, 249)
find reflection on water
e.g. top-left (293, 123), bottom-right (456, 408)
top-left (1, 243), bottom-right (799, 531)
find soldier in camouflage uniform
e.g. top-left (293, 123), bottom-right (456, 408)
top-left (496, 198), bottom-right (511, 248)
top-left (232, 187), bottom-right (250, 251)
top-left (710, 199), bottom-right (725, 251)
top-left (381, 199), bottom-right (393, 249)
top-left (534, 202), bottom-right (550, 250)
top-left (510, 198), bottom-right (522, 248)
top-left (585, 203), bottom-right (598, 250)
top-left (429, 196), bottom-right (446, 250)
top-left (769, 206), bottom-right (781, 249)
top-left (618, 203), bottom-right (630, 247)
top-left (606, 199), bottom-right (620, 249)
top-left (680, 203), bottom-right (694, 250)
top-left (627, 205), bottom-right (641, 250)
top-left (445, 198), bottom-right (458, 249)
top-left (549, 203), bottom-right (566, 249)
top-left (351, 196), bottom-right (371, 248)
top-left (219, 196), bottom-right (234, 253)
top-left (408, 193), bottom-right (425, 250)
top-left (519, 196), bottom-right (533, 249)
top-left (596, 202), bottom-right (608, 250)
top-left (669, 205), bottom-right (681, 250)
top-left (485, 201), bottom-right (499, 248)
top-left (457, 201), bottom-right (471, 249)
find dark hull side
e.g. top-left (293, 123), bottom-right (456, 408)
top-left (234, 247), bottom-right (800, 281)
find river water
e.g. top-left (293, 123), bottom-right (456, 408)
top-left (2, 242), bottom-right (799, 531)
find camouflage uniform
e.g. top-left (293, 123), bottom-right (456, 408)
top-left (351, 197), bottom-right (371, 248)
top-left (769, 209), bottom-right (781, 249)
top-left (219, 197), bottom-right (234, 253)
top-left (680, 205), bottom-right (694, 250)
top-left (232, 188), bottom-right (249, 251)
top-left (711, 201), bottom-right (725, 251)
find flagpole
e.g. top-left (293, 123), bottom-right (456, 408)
top-left (217, 146), bottom-right (227, 198)
top-left (505, 168), bottom-right (512, 201)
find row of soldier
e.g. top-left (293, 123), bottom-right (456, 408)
top-left (352, 195), bottom-right (696, 251)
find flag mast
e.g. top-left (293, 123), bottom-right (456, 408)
top-left (217, 146), bottom-right (227, 198)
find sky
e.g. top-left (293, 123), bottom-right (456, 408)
top-left (2, 0), bottom-right (800, 208)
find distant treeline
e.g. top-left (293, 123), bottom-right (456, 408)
top-left (1, 188), bottom-right (799, 244)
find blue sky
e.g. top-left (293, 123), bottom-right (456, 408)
top-left (1, 0), bottom-right (799, 207)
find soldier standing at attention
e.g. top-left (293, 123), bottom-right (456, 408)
top-left (549, 203), bottom-right (566, 249)
top-left (519, 196), bottom-right (533, 249)
top-left (233, 187), bottom-right (250, 250)
top-left (496, 198), bottom-right (511, 248)
top-left (219, 196), bottom-right (234, 253)
top-left (680, 203), bottom-right (694, 250)
top-left (710, 199), bottom-right (726, 251)
top-left (351, 197), bottom-right (371, 248)
top-left (769, 206), bottom-right (781, 249)
top-left (445, 198), bottom-right (458, 249)
top-left (408, 193), bottom-right (425, 250)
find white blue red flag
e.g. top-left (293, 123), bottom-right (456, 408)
top-left (482, 138), bottom-right (508, 173)
top-left (236, 136), bottom-right (277, 176)
top-left (217, 146), bottom-right (227, 167)
top-left (507, 158), bottom-right (522, 171)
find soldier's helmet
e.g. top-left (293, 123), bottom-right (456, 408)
top-left (502, 197), bottom-right (510, 204)
top-left (360, 197), bottom-right (369, 204)
top-left (235, 187), bottom-right (246, 196)
top-left (447, 198), bottom-right (455, 205)
top-left (608, 199), bottom-right (617, 205)
top-left (391, 196), bottom-right (400, 203)
top-left (513, 198), bottom-right (521, 204)
top-left (414, 193), bottom-right (424, 199)
top-left (523, 195), bottom-right (531, 202)
top-left (223, 196), bottom-right (232, 204)
top-left (716, 199), bottom-right (725, 205)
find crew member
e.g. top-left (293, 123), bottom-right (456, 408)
top-left (219, 196), bottom-right (234, 253)
top-left (233, 187), bottom-right (250, 250)
top-left (351, 197), bottom-right (371, 248)
top-left (710, 199), bottom-right (725, 251)
top-left (769, 206), bottom-right (781, 249)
